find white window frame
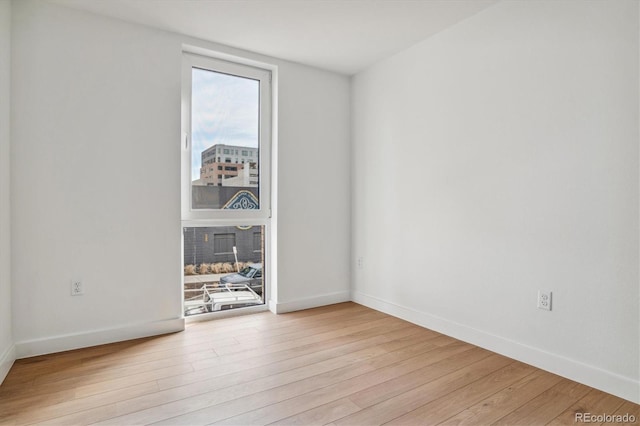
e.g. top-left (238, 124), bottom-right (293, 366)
top-left (181, 51), bottom-right (273, 321)
top-left (181, 53), bottom-right (272, 221)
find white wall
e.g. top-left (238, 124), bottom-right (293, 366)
top-left (11, 0), bottom-right (350, 355)
top-left (276, 63), bottom-right (351, 311)
top-left (0, 0), bottom-right (15, 383)
top-left (352, 0), bottom-right (639, 403)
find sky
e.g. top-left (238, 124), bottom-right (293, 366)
top-left (191, 67), bottom-right (259, 180)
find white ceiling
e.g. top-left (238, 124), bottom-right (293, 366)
top-left (50, 0), bottom-right (498, 75)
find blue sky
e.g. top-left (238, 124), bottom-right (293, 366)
top-left (191, 68), bottom-right (259, 180)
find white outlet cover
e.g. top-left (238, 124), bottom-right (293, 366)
top-left (537, 290), bottom-right (552, 311)
top-left (71, 279), bottom-right (84, 296)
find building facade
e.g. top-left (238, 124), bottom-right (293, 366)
top-left (183, 225), bottom-right (263, 266)
top-left (197, 144), bottom-right (259, 186)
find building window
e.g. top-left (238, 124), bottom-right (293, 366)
top-left (213, 233), bottom-right (236, 255)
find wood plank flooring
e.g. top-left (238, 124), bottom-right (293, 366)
top-left (0, 302), bottom-right (637, 425)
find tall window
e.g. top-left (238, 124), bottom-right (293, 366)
top-left (181, 52), bottom-right (272, 317)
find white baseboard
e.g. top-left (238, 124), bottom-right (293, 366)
top-left (352, 291), bottom-right (639, 404)
top-left (268, 298), bottom-right (277, 314)
top-left (15, 318), bottom-right (185, 359)
top-left (272, 291), bottom-right (351, 314)
top-left (0, 343), bottom-right (16, 385)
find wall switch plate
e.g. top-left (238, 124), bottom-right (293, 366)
top-left (537, 290), bottom-right (551, 311)
top-left (71, 280), bottom-right (84, 296)
top-left (357, 257), bottom-right (363, 269)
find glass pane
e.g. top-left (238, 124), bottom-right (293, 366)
top-left (191, 67), bottom-right (260, 210)
top-left (183, 225), bottom-right (265, 316)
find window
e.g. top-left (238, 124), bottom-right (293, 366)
top-left (253, 232), bottom-right (261, 252)
top-left (183, 54), bottom-right (270, 214)
top-left (213, 233), bottom-right (236, 255)
top-left (182, 51), bottom-right (272, 317)
top-left (183, 225), bottom-right (265, 316)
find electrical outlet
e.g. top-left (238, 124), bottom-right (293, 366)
top-left (357, 257), bottom-right (363, 269)
top-left (71, 280), bottom-right (84, 296)
top-left (537, 290), bottom-right (551, 311)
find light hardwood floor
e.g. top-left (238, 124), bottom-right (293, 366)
top-left (0, 302), bottom-right (637, 425)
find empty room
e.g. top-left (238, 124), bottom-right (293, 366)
top-left (0, 0), bottom-right (638, 424)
